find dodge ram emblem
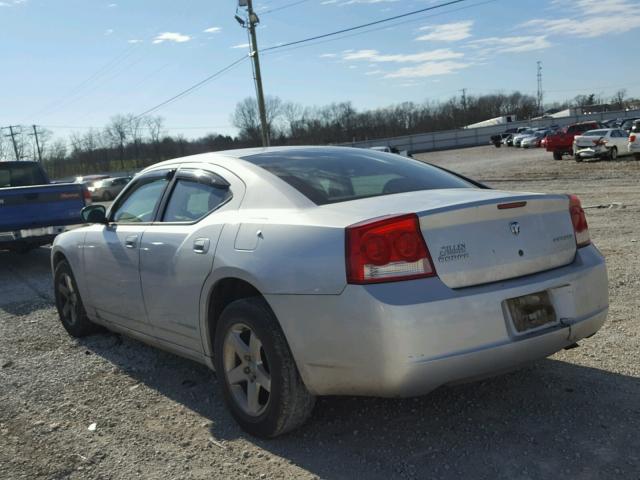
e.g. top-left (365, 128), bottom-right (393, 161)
top-left (510, 222), bottom-right (520, 236)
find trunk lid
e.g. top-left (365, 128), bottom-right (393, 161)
top-left (418, 193), bottom-right (576, 288)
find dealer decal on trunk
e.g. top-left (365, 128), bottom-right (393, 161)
top-left (438, 243), bottom-right (469, 263)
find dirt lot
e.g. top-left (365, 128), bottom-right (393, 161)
top-left (1, 146), bottom-right (639, 479)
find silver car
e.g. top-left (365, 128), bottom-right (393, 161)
top-left (51, 147), bottom-right (608, 437)
top-left (88, 176), bottom-right (132, 201)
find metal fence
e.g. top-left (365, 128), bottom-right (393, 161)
top-left (346, 108), bottom-right (640, 153)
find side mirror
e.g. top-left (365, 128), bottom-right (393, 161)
top-left (81, 204), bottom-right (107, 224)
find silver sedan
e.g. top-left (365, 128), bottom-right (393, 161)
top-left (51, 146), bottom-right (608, 437)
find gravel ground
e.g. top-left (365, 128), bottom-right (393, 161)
top-left (1, 145), bottom-right (639, 480)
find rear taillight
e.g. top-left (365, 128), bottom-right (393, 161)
top-left (83, 188), bottom-right (92, 205)
top-left (346, 214), bottom-right (436, 284)
top-left (593, 138), bottom-right (607, 146)
top-left (630, 134), bottom-right (637, 142)
top-left (568, 195), bottom-right (590, 248)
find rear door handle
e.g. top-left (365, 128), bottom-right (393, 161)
top-left (125, 235), bottom-right (138, 249)
top-left (193, 238), bottom-right (210, 254)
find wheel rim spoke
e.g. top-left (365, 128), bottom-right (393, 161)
top-left (247, 380), bottom-right (260, 415)
top-left (249, 333), bottom-right (262, 360)
top-left (226, 365), bottom-right (247, 385)
top-left (255, 365), bottom-right (271, 392)
top-left (228, 331), bottom-right (250, 358)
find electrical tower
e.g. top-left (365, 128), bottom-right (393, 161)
top-left (537, 61), bottom-right (543, 116)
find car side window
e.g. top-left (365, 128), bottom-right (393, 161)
top-left (163, 178), bottom-right (231, 222)
top-left (112, 177), bottom-right (169, 223)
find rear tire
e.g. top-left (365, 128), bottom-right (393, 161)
top-left (553, 151), bottom-right (563, 161)
top-left (609, 147), bottom-right (618, 160)
top-left (54, 261), bottom-right (102, 337)
top-left (214, 298), bottom-right (315, 438)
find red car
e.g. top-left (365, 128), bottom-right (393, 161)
top-left (545, 121), bottom-right (601, 160)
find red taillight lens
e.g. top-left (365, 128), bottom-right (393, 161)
top-left (346, 214), bottom-right (436, 284)
top-left (568, 195), bottom-right (590, 248)
top-left (593, 139), bottom-right (607, 146)
top-left (630, 134), bottom-right (637, 142)
top-left (83, 187), bottom-right (92, 205)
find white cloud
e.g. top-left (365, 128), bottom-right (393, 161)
top-left (468, 35), bottom-right (551, 54)
top-left (343, 48), bottom-right (463, 63)
top-left (0, 0), bottom-right (27, 6)
top-left (319, 53), bottom-right (337, 58)
top-left (127, 39), bottom-right (142, 44)
top-left (107, 3), bottom-right (117, 7)
top-left (521, 0), bottom-right (640, 38)
top-left (384, 60), bottom-right (471, 79)
top-left (364, 70), bottom-right (383, 76)
top-left (231, 42), bottom-right (250, 49)
top-left (152, 32), bottom-right (191, 44)
top-left (104, 29), bottom-right (114, 36)
top-left (203, 26), bottom-right (221, 34)
top-left (416, 20), bottom-right (473, 42)
top-left (341, 0), bottom-right (398, 4)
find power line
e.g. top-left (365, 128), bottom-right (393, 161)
top-left (261, 0), bottom-right (467, 52)
top-left (260, 0), bottom-right (498, 57)
top-left (133, 55), bottom-right (249, 119)
top-left (259, 0), bottom-right (314, 15)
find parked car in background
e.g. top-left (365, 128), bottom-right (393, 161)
top-left (512, 129), bottom-right (537, 147)
top-left (620, 118), bottom-right (640, 132)
top-left (88, 176), bottom-right (132, 201)
top-left (74, 174), bottom-right (110, 185)
top-left (490, 133), bottom-right (512, 147)
top-left (369, 146), bottom-right (413, 157)
top-left (628, 121), bottom-right (640, 159)
top-left (545, 121), bottom-right (601, 160)
top-left (52, 146), bottom-right (608, 438)
top-left (573, 129), bottom-right (633, 161)
top-left (521, 130), bottom-right (549, 148)
top-left (602, 118), bottom-right (622, 128)
top-left (0, 161), bottom-right (90, 253)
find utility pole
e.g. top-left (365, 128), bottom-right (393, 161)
top-left (3, 125), bottom-right (21, 161)
top-left (537, 61), bottom-right (543, 116)
top-left (29, 125), bottom-right (43, 162)
top-left (237, 0), bottom-right (270, 147)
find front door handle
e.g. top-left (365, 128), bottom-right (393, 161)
top-left (125, 235), bottom-right (138, 249)
top-left (193, 238), bottom-right (210, 254)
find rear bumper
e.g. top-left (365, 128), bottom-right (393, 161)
top-left (575, 148), bottom-right (607, 159)
top-left (267, 244), bottom-right (608, 397)
top-left (0, 226), bottom-right (66, 248)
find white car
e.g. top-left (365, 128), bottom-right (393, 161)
top-left (574, 128), bottom-right (633, 162)
top-left (512, 130), bottom-right (536, 147)
top-left (51, 147), bottom-right (608, 437)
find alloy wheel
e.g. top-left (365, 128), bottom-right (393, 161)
top-left (222, 323), bottom-right (272, 416)
top-left (57, 273), bottom-right (78, 325)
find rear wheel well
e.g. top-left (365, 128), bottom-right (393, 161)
top-left (52, 252), bottom-right (68, 269)
top-left (207, 278), bottom-right (266, 355)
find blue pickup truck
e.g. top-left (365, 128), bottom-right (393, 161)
top-left (0, 161), bottom-right (90, 253)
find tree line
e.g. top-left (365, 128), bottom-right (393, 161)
top-left (0, 89), bottom-right (636, 179)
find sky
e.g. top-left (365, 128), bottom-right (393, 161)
top-left (1, 0), bottom-right (639, 141)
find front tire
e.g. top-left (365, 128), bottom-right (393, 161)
top-left (553, 151), bottom-right (563, 161)
top-left (54, 261), bottom-right (101, 337)
top-left (214, 298), bottom-right (315, 438)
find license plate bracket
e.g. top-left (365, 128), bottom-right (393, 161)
top-left (504, 291), bottom-right (557, 335)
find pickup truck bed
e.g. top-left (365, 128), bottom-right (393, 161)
top-left (0, 162), bottom-right (89, 252)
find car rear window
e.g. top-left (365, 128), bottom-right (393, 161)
top-left (0, 163), bottom-right (47, 187)
top-left (242, 148), bottom-right (475, 205)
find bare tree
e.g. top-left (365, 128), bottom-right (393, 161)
top-left (611, 89), bottom-right (627, 110)
top-left (232, 96), bottom-right (283, 144)
top-left (105, 115), bottom-right (130, 169)
top-left (145, 115), bottom-right (166, 161)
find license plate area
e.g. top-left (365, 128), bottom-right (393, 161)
top-left (504, 291), bottom-right (557, 335)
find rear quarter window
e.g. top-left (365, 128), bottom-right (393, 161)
top-left (242, 148), bottom-right (475, 206)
